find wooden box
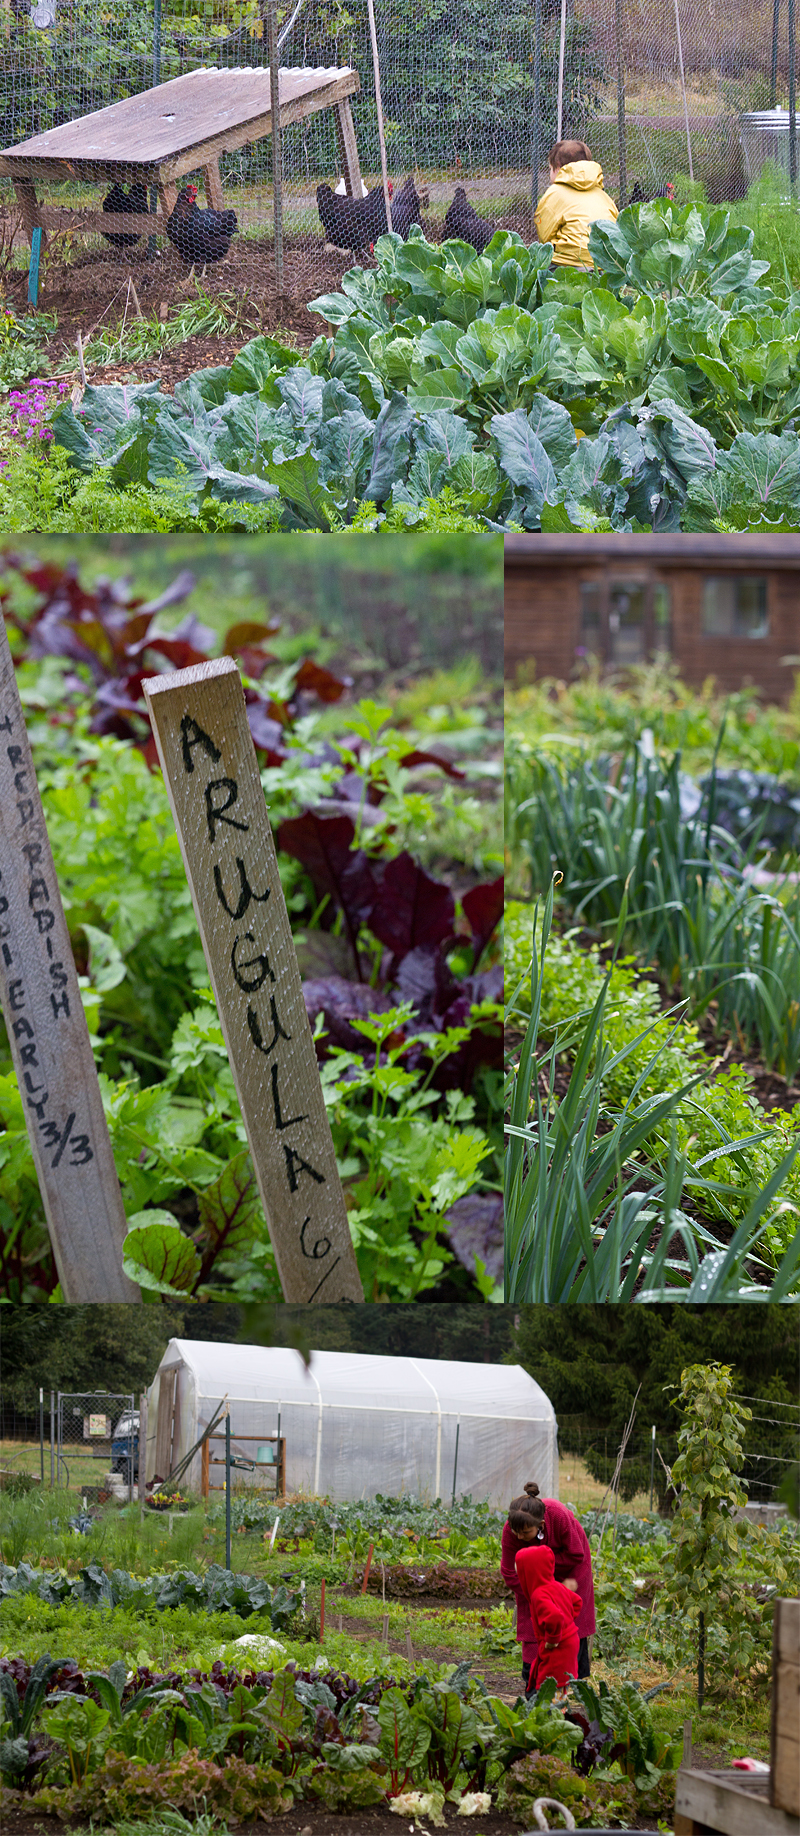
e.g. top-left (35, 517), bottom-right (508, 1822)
top-left (771, 1598), bottom-right (800, 1818)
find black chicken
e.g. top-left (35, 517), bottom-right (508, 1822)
top-left (101, 181), bottom-right (148, 249)
top-left (443, 186), bottom-right (496, 253)
top-left (166, 184), bottom-right (238, 268)
top-left (391, 174), bottom-right (426, 239)
top-left (628, 181), bottom-right (675, 205)
top-left (316, 174), bottom-right (424, 252)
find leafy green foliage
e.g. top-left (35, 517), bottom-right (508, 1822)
top-left (3, 192), bottom-right (798, 533)
top-left (0, 309), bottom-right (58, 393)
top-left (504, 885), bottom-right (800, 1299)
top-left (587, 200), bottom-right (771, 301)
top-left (0, 554), bottom-right (500, 1300)
top-left (496, 1747), bottom-right (638, 1826)
top-left (661, 1365), bottom-right (777, 1705)
top-left (0, 1562), bottom-right (301, 1629)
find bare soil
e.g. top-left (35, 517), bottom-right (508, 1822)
top-left (2, 232), bottom-right (358, 390)
top-left (0, 1807), bottom-right (524, 1834)
top-left (1, 197), bottom-right (537, 393)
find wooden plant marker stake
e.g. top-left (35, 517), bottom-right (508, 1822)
top-left (0, 618), bottom-right (138, 1301)
top-left (144, 657), bottom-right (364, 1302)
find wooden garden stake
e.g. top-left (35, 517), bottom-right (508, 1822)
top-left (143, 657), bottom-right (364, 1303)
top-left (405, 1626), bottom-right (414, 1664)
top-left (320, 1577), bottom-right (326, 1641)
top-left (0, 618), bottom-right (138, 1301)
top-left (361, 1540), bottom-right (374, 1592)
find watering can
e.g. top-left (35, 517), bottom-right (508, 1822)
top-left (522, 1801), bottom-right (640, 1833)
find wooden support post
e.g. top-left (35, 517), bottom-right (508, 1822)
top-left (334, 98), bottom-right (363, 197)
top-left (203, 159), bottom-right (224, 211)
top-left (0, 620), bottom-right (138, 1302)
top-left (157, 179), bottom-right (179, 224)
top-left (143, 658), bottom-right (364, 1303)
top-left (361, 1541), bottom-right (374, 1592)
top-left (13, 179), bottom-right (45, 248)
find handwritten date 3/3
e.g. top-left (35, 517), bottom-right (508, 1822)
top-left (40, 1111), bottom-right (93, 1170)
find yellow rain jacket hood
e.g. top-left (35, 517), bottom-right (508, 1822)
top-left (534, 160), bottom-right (618, 268)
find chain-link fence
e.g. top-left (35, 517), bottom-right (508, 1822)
top-left (0, 0), bottom-right (796, 316)
top-left (56, 1390), bottom-right (136, 1501)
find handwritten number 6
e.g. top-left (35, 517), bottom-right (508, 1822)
top-left (300, 1215), bottom-right (331, 1260)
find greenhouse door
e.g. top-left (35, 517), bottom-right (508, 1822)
top-left (580, 579), bottom-right (671, 665)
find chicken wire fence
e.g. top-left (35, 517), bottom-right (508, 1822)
top-left (0, 0), bottom-right (797, 303)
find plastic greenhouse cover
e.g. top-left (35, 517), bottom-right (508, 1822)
top-left (146, 1341), bottom-right (558, 1506)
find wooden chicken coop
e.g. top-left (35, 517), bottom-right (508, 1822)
top-left (504, 534), bottom-right (800, 703)
top-left (0, 64), bottom-right (362, 247)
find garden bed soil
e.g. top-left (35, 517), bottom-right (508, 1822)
top-left (1, 1800), bottom-right (664, 1833)
top-left (3, 234), bottom-right (359, 386)
top-left (0, 1808), bottom-right (530, 1835)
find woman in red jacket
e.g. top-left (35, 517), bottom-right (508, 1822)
top-left (500, 1482), bottom-right (595, 1691)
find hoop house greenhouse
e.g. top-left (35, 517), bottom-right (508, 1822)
top-left (145, 1342), bottom-right (558, 1506)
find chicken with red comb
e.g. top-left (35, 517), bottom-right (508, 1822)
top-left (166, 183), bottom-right (238, 269)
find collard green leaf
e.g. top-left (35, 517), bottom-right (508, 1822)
top-left (51, 381), bottom-right (161, 475)
top-left (227, 336), bottom-right (299, 398)
top-left (524, 393), bottom-right (578, 469)
top-left (491, 409), bottom-right (558, 517)
top-left (365, 393), bottom-right (413, 502)
top-left (721, 430), bottom-right (800, 506)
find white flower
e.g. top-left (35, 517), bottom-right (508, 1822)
top-left (389, 1790), bottom-right (446, 1827)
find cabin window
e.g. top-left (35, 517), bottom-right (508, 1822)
top-left (702, 577), bottom-right (769, 638)
top-left (578, 578), bottom-right (671, 665)
top-left (608, 583), bottom-right (646, 664)
top-left (580, 583), bottom-right (603, 654)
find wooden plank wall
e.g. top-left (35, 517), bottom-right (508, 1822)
top-left (771, 1597), bottom-right (800, 1817)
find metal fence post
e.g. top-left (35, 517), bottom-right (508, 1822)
top-left (39, 1388), bottom-right (44, 1486)
top-left (649, 1424), bottom-right (656, 1510)
top-left (225, 1412), bottom-right (231, 1571)
top-left (266, 3), bottom-right (283, 292)
top-left (49, 1390), bottom-right (54, 1488)
top-left (139, 1391), bottom-right (148, 1519)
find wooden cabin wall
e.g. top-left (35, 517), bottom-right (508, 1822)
top-left (504, 562), bottom-right (800, 701)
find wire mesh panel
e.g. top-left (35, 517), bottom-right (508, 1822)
top-left (0, 0), bottom-right (794, 320)
top-left (56, 1390), bottom-right (135, 1500)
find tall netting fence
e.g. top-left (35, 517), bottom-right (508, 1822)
top-left (0, 0), bottom-right (796, 312)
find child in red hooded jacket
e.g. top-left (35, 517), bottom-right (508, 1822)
top-left (515, 1543), bottom-right (582, 1690)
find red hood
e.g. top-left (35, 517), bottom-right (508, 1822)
top-left (516, 1544), bottom-right (555, 1589)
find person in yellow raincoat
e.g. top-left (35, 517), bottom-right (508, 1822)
top-left (534, 139), bottom-right (618, 268)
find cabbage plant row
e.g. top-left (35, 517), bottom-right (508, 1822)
top-left (48, 198), bottom-right (800, 532)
